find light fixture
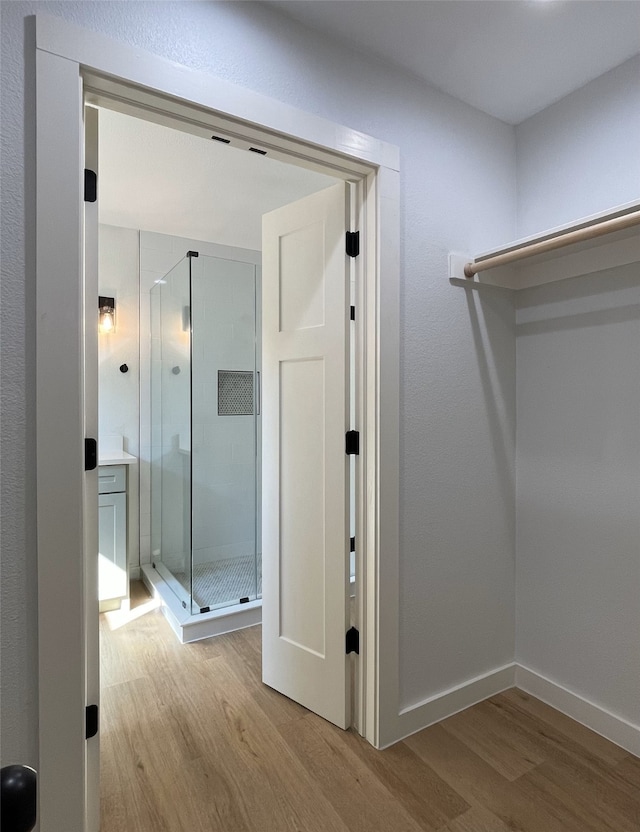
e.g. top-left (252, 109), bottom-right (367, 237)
top-left (98, 296), bottom-right (116, 334)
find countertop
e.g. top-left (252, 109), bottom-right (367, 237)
top-left (99, 450), bottom-right (137, 466)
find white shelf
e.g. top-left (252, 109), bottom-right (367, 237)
top-left (450, 199), bottom-right (640, 291)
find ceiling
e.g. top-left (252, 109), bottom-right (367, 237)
top-left (98, 108), bottom-right (336, 248)
top-left (268, 1), bottom-right (640, 124)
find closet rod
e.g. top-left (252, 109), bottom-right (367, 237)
top-left (464, 210), bottom-right (640, 278)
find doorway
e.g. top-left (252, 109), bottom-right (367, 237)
top-left (94, 100), bottom-right (359, 817)
top-left (35, 18), bottom-right (399, 830)
top-left (95, 104), bottom-right (348, 643)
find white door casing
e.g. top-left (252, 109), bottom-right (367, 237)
top-left (83, 104), bottom-right (100, 832)
top-left (36, 47), bottom-right (88, 832)
top-left (262, 183), bottom-right (352, 728)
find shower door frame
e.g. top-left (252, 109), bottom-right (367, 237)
top-left (34, 15), bottom-right (400, 831)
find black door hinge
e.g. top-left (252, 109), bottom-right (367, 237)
top-left (346, 231), bottom-right (359, 258)
top-left (350, 536), bottom-right (356, 553)
top-left (84, 169), bottom-right (97, 203)
top-left (86, 704), bottom-right (99, 739)
top-left (346, 627), bottom-right (359, 655)
top-left (350, 305), bottom-right (356, 321)
top-left (85, 438), bottom-right (97, 472)
top-left (345, 430), bottom-right (359, 456)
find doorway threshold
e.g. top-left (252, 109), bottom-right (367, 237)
top-left (141, 563), bottom-right (261, 643)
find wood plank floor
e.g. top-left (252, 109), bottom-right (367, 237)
top-left (100, 583), bottom-right (639, 832)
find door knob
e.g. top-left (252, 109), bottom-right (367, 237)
top-left (1, 765), bottom-right (37, 832)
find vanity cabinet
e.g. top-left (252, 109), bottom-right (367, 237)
top-left (98, 464), bottom-right (128, 608)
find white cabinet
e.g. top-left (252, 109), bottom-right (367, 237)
top-left (98, 465), bottom-right (128, 608)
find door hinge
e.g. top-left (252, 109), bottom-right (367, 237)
top-left (350, 536), bottom-right (355, 553)
top-left (346, 627), bottom-right (359, 655)
top-left (85, 704), bottom-right (99, 739)
top-left (350, 305), bottom-right (356, 321)
top-left (346, 231), bottom-right (360, 258)
top-left (85, 438), bottom-right (97, 472)
top-left (345, 430), bottom-right (359, 456)
top-left (84, 169), bottom-right (97, 203)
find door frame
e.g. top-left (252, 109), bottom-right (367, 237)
top-left (34, 14), bottom-right (400, 832)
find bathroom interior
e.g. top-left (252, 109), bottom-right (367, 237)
top-left (96, 105), bottom-right (346, 642)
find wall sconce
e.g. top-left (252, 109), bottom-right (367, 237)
top-left (98, 296), bottom-right (116, 334)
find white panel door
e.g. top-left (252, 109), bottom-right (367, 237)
top-left (262, 183), bottom-right (351, 729)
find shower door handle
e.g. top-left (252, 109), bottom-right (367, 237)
top-left (256, 372), bottom-right (261, 416)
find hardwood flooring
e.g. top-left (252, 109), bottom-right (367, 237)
top-left (100, 583), bottom-right (639, 832)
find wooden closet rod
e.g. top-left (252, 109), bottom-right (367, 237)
top-left (464, 210), bottom-right (640, 278)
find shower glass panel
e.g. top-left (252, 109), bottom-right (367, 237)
top-left (150, 256), bottom-right (192, 608)
top-left (151, 251), bottom-right (260, 615)
top-left (190, 254), bottom-right (259, 615)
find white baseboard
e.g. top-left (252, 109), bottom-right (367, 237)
top-left (515, 664), bottom-right (640, 758)
top-left (386, 662), bottom-right (639, 756)
top-left (388, 663), bottom-right (516, 748)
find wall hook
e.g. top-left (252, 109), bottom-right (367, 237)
top-left (119, 364), bottom-right (129, 374)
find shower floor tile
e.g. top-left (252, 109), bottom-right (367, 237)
top-left (174, 554), bottom-right (262, 610)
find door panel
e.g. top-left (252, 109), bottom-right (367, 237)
top-left (279, 358), bottom-right (326, 655)
top-left (98, 492), bottom-right (127, 602)
top-left (262, 183), bottom-right (351, 729)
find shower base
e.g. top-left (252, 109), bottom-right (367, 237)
top-left (174, 555), bottom-right (262, 611)
top-left (141, 563), bottom-right (261, 644)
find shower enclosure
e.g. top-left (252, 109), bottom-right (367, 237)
top-left (150, 251), bottom-right (261, 618)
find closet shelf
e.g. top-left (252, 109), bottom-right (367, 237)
top-left (449, 199), bottom-right (640, 291)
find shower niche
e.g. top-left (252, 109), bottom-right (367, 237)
top-left (149, 250), bottom-right (261, 634)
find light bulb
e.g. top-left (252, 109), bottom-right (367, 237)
top-left (100, 311), bottom-right (114, 333)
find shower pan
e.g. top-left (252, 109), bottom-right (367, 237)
top-left (145, 249), bottom-right (262, 641)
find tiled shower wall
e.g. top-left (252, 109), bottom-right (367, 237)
top-left (190, 255), bottom-right (260, 568)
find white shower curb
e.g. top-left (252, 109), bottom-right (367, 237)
top-left (141, 563), bottom-right (262, 643)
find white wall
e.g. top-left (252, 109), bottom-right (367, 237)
top-left (1, 0), bottom-right (516, 766)
top-left (98, 225), bottom-right (140, 570)
top-left (515, 60), bottom-right (640, 731)
top-left (98, 226), bottom-right (140, 453)
top-left (516, 267), bottom-right (640, 727)
top-left (516, 54), bottom-right (640, 237)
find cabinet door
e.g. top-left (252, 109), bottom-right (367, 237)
top-left (98, 464), bottom-right (126, 494)
top-left (98, 492), bottom-right (127, 601)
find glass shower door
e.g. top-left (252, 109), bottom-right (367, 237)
top-left (189, 254), bottom-right (260, 614)
top-left (150, 256), bottom-right (192, 608)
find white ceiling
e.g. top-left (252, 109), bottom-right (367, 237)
top-left (268, 0), bottom-right (640, 124)
top-left (98, 108), bottom-right (336, 248)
